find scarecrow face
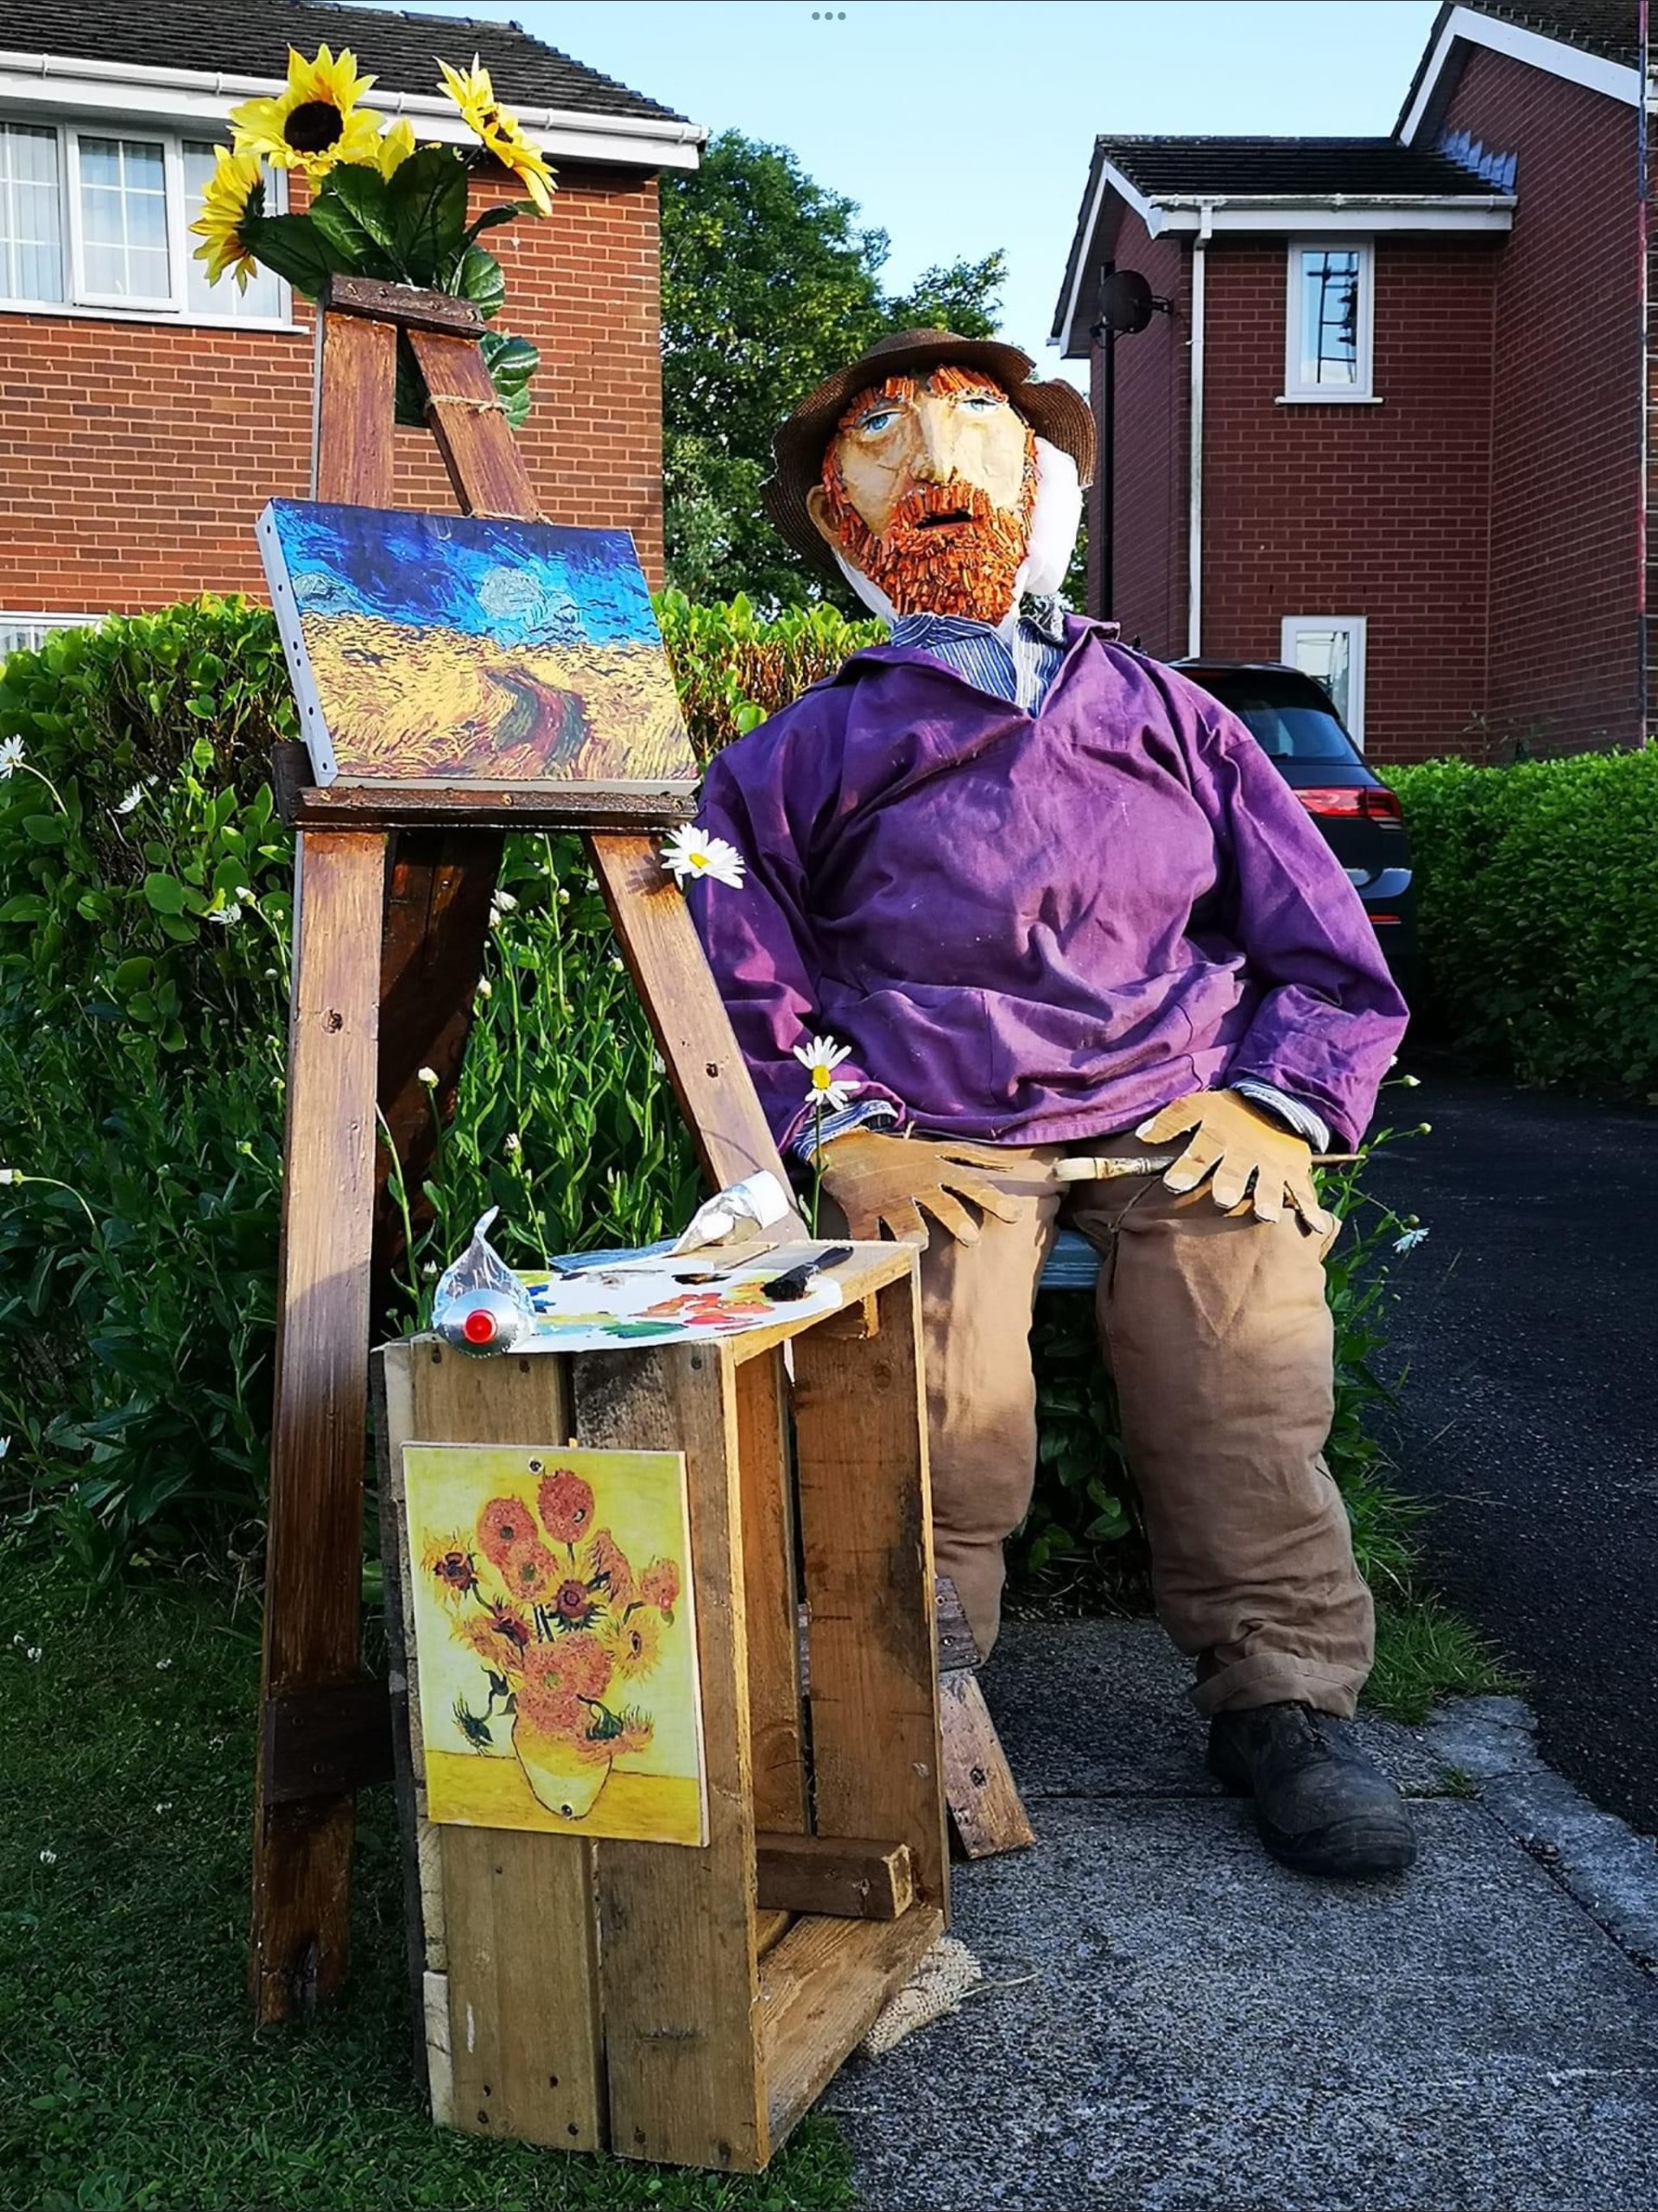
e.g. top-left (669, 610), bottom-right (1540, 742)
top-left (807, 365), bottom-right (1039, 625)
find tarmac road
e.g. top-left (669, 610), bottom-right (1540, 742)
top-left (1363, 1068), bottom-right (1658, 1835)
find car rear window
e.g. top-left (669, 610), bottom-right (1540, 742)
top-left (1184, 673), bottom-right (1358, 763)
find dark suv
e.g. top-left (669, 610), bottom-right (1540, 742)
top-left (1171, 658), bottom-right (1417, 997)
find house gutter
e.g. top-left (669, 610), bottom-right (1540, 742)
top-left (0, 48), bottom-right (708, 168)
top-left (1187, 200), bottom-right (1215, 658)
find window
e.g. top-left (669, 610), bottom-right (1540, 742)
top-left (0, 119), bottom-right (287, 325)
top-left (0, 612), bottom-right (104, 656)
top-left (1283, 241), bottom-right (1373, 402)
top-left (1281, 616), bottom-right (1367, 748)
top-left (0, 124), bottom-right (64, 301)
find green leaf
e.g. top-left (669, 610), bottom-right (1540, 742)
top-left (455, 244), bottom-right (505, 320)
top-left (313, 162), bottom-right (399, 265)
top-left (142, 874), bottom-right (187, 916)
top-left (0, 892), bottom-right (47, 922)
top-left (388, 145), bottom-right (471, 284)
top-left (111, 957), bottom-right (153, 994)
top-left (463, 201), bottom-right (535, 249)
top-left (479, 329), bottom-right (538, 429)
top-left (22, 813), bottom-right (66, 846)
top-left (237, 212), bottom-right (355, 301)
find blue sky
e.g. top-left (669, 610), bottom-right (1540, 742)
top-left (392, 1), bottom-right (1441, 384)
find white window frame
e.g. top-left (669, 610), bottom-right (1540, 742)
top-left (1281, 615), bottom-right (1367, 749)
top-left (0, 611), bottom-right (104, 653)
top-left (0, 116), bottom-right (291, 331)
top-left (1282, 238), bottom-right (1375, 403)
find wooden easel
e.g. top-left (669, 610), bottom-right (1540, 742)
top-left (249, 275), bottom-right (1027, 2026)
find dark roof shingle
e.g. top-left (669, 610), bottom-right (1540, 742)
top-left (1456, 2), bottom-right (1640, 69)
top-left (0, 0), bottom-right (688, 124)
top-left (1098, 135), bottom-right (1505, 201)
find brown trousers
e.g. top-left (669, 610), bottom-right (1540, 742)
top-left (904, 1136), bottom-right (1373, 1717)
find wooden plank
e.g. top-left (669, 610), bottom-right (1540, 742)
top-left (262, 1680), bottom-right (393, 1804)
top-left (423, 1970), bottom-right (455, 2126)
top-left (374, 829), bottom-right (501, 1312)
top-left (756, 1835), bottom-right (914, 1922)
top-left (934, 1575), bottom-right (982, 1675)
top-left (394, 1340), bottom-right (606, 2152)
top-left (755, 1909), bottom-right (793, 1960)
top-left (326, 274), bottom-right (484, 335)
top-left (573, 1342), bottom-right (767, 2173)
top-left (292, 783), bottom-right (696, 833)
top-left (250, 827), bottom-right (389, 2023)
top-left (736, 1349), bottom-right (806, 1833)
top-left (312, 311), bottom-right (396, 504)
top-left (408, 326), bottom-right (541, 523)
top-left (791, 1270), bottom-right (949, 1916)
top-left (939, 1670), bottom-right (1037, 1860)
top-left (761, 1907), bottom-right (946, 2147)
top-left (589, 832), bottom-right (806, 1216)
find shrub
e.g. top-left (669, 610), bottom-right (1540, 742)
top-left (0, 593), bottom-right (1408, 1604)
top-left (1392, 745), bottom-right (1658, 1091)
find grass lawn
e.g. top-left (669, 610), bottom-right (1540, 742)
top-left (0, 1549), bottom-right (853, 2212)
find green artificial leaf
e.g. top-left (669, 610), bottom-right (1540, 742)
top-left (307, 183), bottom-right (397, 279)
top-left (388, 145), bottom-right (470, 284)
top-left (462, 201), bottom-right (535, 248)
top-left (237, 212), bottom-right (355, 301)
top-left (315, 161), bottom-right (399, 262)
top-left (479, 328), bottom-right (538, 429)
top-left (142, 874), bottom-right (187, 916)
top-left (455, 244), bottom-right (505, 320)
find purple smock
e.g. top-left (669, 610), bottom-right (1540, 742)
top-left (689, 619), bottom-right (1408, 1155)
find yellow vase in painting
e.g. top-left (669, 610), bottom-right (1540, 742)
top-left (512, 1714), bottom-right (613, 1821)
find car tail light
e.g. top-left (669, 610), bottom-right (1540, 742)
top-left (1370, 913), bottom-right (1402, 926)
top-left (1295, 786), bottom-right (1402, 822)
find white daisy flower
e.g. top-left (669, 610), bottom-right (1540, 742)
top-left (205, 906), bottom-right (237, 927)
top-left (0, 736), bottom-right (25, 779)
top-left (661, 823), bottom-right (747, 891)
top-left (115, 784), bottom-right (145, 815)
top-left (1393, 1226), bottom-right (1430, 1255)
top-left (417, 1066), bottom-right (440, 1088)
top-left (794, 1033), bottom-right (860, 1114)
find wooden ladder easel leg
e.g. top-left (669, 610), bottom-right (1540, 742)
top-left (250, 829), bottom-right (389, 2023)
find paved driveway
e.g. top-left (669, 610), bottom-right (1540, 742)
top-left (1363, 1069), bottom-right (1658, 1834)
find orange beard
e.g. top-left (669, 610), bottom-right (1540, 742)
top-left (820, 421), bottom-right (1038, 623)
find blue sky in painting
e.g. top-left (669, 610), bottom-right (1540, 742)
top-left (268, 503), bottom-right (660, 650)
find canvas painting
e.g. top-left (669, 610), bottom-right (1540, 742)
top-left (256, 500), bottom-right (698, 791)
top-left (402, 1442), bottom-right (706, 1846)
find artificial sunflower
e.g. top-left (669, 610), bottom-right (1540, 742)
top-left (374, 116), bottom-right (417, 180)
top-left (231, 45), bottom-right (383, 179)
top-left (189, 146), bottom-right (264, 291)
top-left (437, 54), bottom-right (556, 215)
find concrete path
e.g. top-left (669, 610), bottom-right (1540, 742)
top-left (1363, 1070), bottom-right (1658, 1833)
top-left (827, 1619), bottom-right (1658, 2212)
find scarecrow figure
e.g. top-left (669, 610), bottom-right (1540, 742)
top-left (688, 330), bottom-right (1415, 1879)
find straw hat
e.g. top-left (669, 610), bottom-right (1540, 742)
top-left (763, 328), bottom-right (1098, 576)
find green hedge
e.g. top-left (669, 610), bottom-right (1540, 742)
top-left (1392, 746), bottom-right (1658, 1091)
top-left (0, 597), bottom-right (1410, 1599)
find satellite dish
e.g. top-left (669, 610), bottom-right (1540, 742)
top-left (1098, 269), bottom-right (1156, 336)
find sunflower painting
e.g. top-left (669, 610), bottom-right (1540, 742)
top-left (256, 500), bottom-right (698, 791)
top-left (402, 1442), bottom-right (706, 1844)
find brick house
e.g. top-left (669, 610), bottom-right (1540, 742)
top-left (0, 0), bottom-right (701, 653)
top-left (1050, 2), bottom-right (1648, 764)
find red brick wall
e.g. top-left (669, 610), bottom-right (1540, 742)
top-left (1093, 217), bottom-right (1189, 656)
top-left (1198, 233), bottom-right (1500, 764)
top-left (1441, 47), bottom-right (1642, 753)
top-left (0, 161), bottom-right (665, 622)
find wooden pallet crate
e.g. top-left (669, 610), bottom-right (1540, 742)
top-left (373, 1242), bottom-right (948, 2173)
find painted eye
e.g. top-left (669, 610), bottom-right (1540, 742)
top-left (959, 393), bottom-right (1001, 413)
top-left (858, 407), bottom-right (899, 434)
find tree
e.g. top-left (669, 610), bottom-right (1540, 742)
top-left (660, 132), bottom-right (1006, 607)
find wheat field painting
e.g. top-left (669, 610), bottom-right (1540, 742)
top-left (257, 501), bottom-right (698, 789)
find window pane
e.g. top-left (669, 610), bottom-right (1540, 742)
top-left (77, 136), bottom-right (170, 299)
top-left (1299, 249), bottom-right (1360, 388)
top-left (0, 124), bottom-right (63, 301)
top-left (182, 140), bottom-right (282, 320)
top-left (1288, 627), bottom-right (1352, 728)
